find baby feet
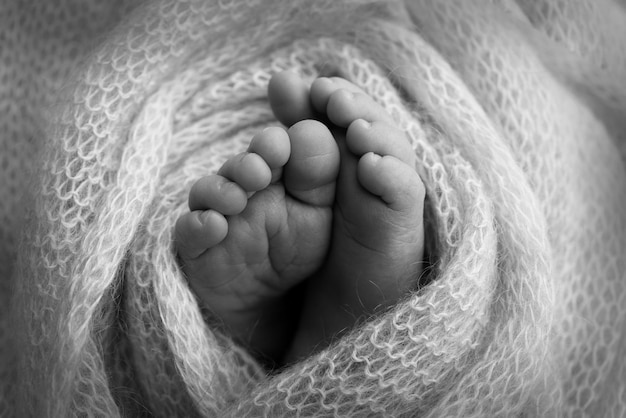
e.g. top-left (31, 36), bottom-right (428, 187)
top-left (269, 73), bottom-right (425, 360)
top-left (175, 71), bottom-right (425, 365)
top-left (175, 120), bottom-right (340, 362)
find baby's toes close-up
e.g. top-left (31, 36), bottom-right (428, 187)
top-left (310, 77), bottom-right (395, 127)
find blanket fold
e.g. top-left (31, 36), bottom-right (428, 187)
top-left (1, 0), bottom-right (625, 416)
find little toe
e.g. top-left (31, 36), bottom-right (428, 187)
top-left (189, 175), bottom-right (248, 215)
top-left (284, 120), bottom-right (340, 206)
top-left (309, 77), bottom-right (364, 113)
top-left (346, 119), bottom-right (415, 166)
top-left (268, 71), bottom-right (316, 127)
top-left (310, 77), bottom-right (395, 127)
top-left (327, 89), bottom-right (395, 127)
top-left (218, 152), bottom-right (272, 192)
top-left (357, 153), bottom-right (425, 212)
top-left (175, 210), bottom-right (228, 260)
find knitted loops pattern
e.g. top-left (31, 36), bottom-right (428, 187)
top-left (2, 0), bottom-right (626, 416)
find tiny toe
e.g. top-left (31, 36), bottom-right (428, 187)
top-left (268, 71), bottom-right (316, 126)
top-left (284, 120), bottom-right (340, 206)
top-left (189, 175), bottom-right (248, 215)
top-left (357, 153), bottom-right (425, 212)
top-left (247, 127), bottom-right (290, 169)
top-left (310, 76), bottom-right (394, 128)
top-left (175, 210), bottom-right (228, 260)
top-left (346, 119), bottom-right (415, 166)
top-left (326, 89), bottom-right (395, 127)
top-left (310, 77), bottom-right (364, 113)
top-left (218, 152), bottom-right (272, 192)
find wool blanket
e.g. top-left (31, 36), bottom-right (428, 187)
top-left (1, 0), bottom-right (626, 416)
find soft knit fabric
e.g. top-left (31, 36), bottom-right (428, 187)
top-left (1, 0), bottom-right (625, 416)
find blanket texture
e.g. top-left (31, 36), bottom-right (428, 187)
top-left (2, 0), bottom-right (626, 416)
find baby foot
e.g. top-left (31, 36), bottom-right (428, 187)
top-left (269, 72), bottom-right (426, 361)
top-left (175, 121), bottom-right (340, 363)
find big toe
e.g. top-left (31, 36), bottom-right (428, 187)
top-left (284, 120), bottom-right (340, 207)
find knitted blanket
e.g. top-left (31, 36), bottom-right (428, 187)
top-left (2, 0), bottom-right (626, 416)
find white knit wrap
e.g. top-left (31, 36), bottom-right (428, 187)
top-left (1, 0), bottom-right (625, 416)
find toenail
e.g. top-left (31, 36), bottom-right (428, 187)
top-left (366, 152), bottom-right (382, 162)
top-left (341, 89), bottom-right (355, 100)
top-left (199, 210), bottom-right (214, 225)
top-left (218, 180), bottom-right (235, 192)
top-left (355, 119), bottom-right (371, 129)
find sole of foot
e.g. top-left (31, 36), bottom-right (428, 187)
top-left (269, 71), bottom-right (426, 362)
top-left (175, 120), bottom-right (340, 362)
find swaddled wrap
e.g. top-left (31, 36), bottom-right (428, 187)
top-left (1, 0), bottom-right (625, 416)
